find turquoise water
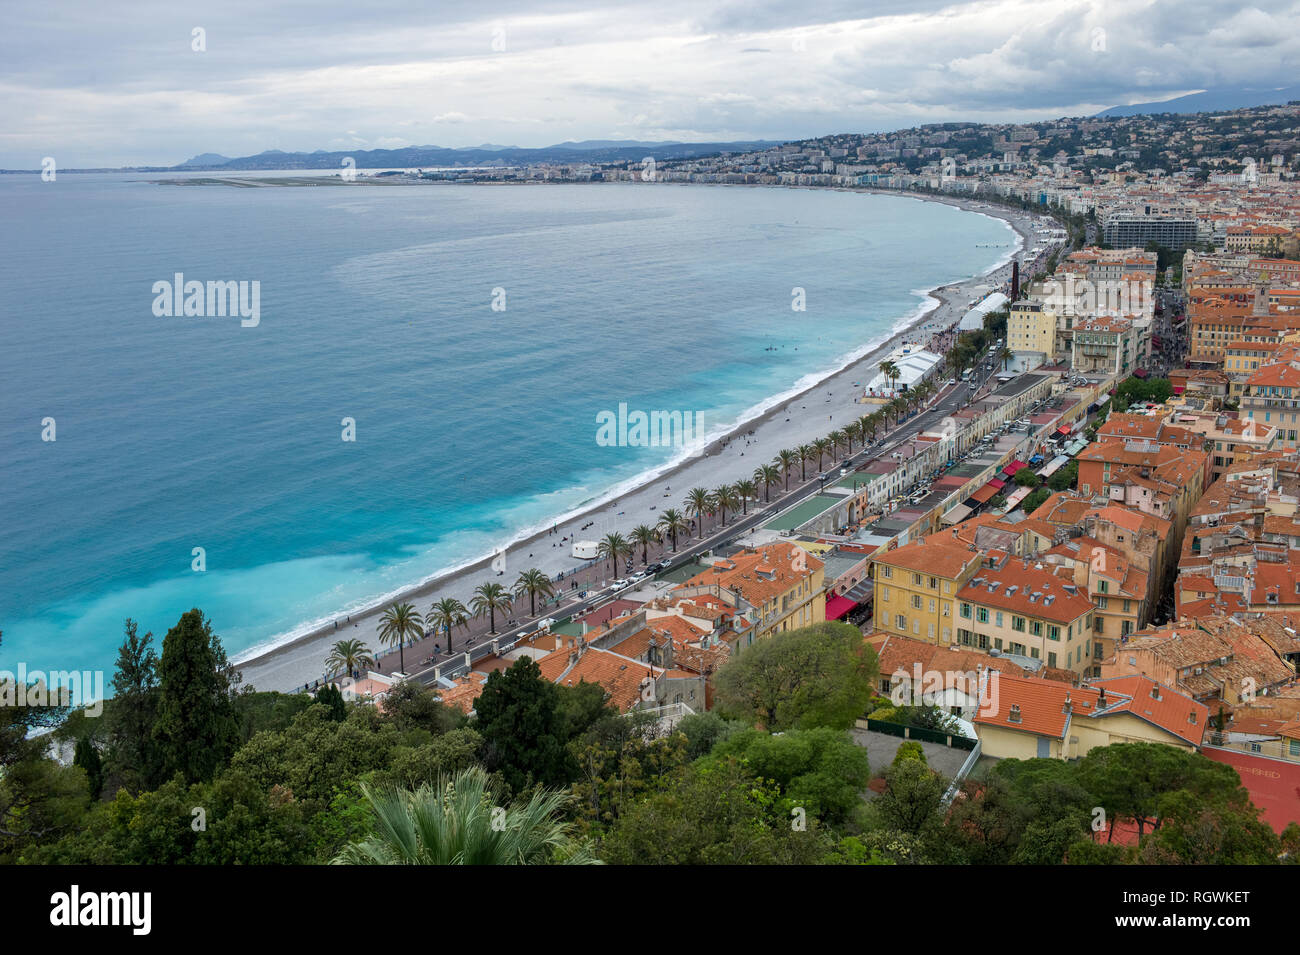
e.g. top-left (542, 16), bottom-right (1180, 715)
top-left (0, 175), bottom-right (1013, 674)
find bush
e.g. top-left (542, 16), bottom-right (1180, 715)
top-left (893, 741), bottom-right (927, 767)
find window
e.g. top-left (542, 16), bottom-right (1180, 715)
top-left (1048, 625), bottom-right (1060, 641)
top-left (929, 576), bottom-right (938, 589)
top-left (977, 607), bottom-right (989, 623)
top-left (960, 603), bottom-right (972, 619)
top-left (914, 573), bottom-right (923, 586)
top-left (995, 611), bottom-right (1004, 627)
top-left (881, 585), bottom-right (890, 601)
top-left (882, 565), bottom-right (892, 579)
top-left (1099, 580), bottom-right (1109, 594)
top-left (896, 614), bottom-right (906, 630)
top-left (911, 594), bottom-right (922, 610)
top-left (1048, 652), bottom-right (1057, 668)
top-left (1029, 620), bottom-right (1042, 636)
top-left (1012, 616), bottom-right (1026, 632)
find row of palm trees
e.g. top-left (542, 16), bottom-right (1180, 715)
top-left (328, 369), bottom-right (947, 680)
top-left (328, 567), bottom-right (564, 676)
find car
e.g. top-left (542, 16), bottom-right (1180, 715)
top-left (613, 578), bottom-right (629, 588)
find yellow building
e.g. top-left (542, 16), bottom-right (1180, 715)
top-left (872, 537), bottom-right (982, 646)
top-left (974, 673), bottom-right (1208, 760)
top-left (1008, 300), bottom-right (1058, 361)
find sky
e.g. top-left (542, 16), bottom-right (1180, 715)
top-left (3, 0), bottom-right (1299, 168)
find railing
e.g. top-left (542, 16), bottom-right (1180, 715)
top-left (943, 738), bottom-right (984, 806)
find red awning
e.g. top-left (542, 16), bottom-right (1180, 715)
top-left (1003, 460), bottom-right (1028, 475)
top-left (825, 594), bottom-right (856, 620)
top-left (970, 484), bottom-right (999, 504)
top-left (1056, 425), bottom-right (1072, 436)
top-left (989, 478), bottom-right (1006, 489)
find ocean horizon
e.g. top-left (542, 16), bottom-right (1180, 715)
top-left (0, 175), bottom-right (1014, 676)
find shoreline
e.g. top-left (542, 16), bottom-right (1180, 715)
top-left (236, 185), bottom-right (1053, 691)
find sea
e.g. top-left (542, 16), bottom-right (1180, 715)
top-left (0, 172), bottom-right (1015, 677)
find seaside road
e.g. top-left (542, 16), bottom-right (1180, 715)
top-left (399, 377), bottom-right (971, 689)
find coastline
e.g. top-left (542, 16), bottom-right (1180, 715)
top-left (236, 186), bottom-right (1052, 691)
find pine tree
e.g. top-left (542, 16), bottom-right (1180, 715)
top-left (153, 609), bottom-right (240, 783)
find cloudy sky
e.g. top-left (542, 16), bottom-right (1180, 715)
top-left (4, 0), bottom-right (1299, 167)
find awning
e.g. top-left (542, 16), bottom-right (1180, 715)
top-left (825, 594), bottom-right (857, 620)
top-left (970, 484), bottom-right (999, 504)
top-left (942, 503), bottom-right (974, 524)
top-left (1005, 486), bottom-right (1032, 507)
top-left (989, 478), bottom-right (1006, 489)
top-left (1002, 460), bottom-right (1028, 476)
top-left (1056, 425), bottom-right (1072, 436)
top-left (1038, 454), bottom-right (1071, 478)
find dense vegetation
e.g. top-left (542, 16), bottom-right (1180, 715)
top-left (2, 616), bottom-right (1295, 865)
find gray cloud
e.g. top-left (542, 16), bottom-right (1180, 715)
top-left (3, 0), bottom-right (1298, 167)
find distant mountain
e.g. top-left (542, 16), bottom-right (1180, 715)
top-left (1096, 86), bottom-right (1300, 118)
top-left (176, 152), bottom-right (232, 167)
top-left (161, 139), bottom-right (786, 171)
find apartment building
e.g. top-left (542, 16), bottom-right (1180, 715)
top-left (953, 555), bottom-right (1096, 675)
top-left (678, 542), bottom-right (826, 649)
top-left (871, 536), bottom-right (983, 646)
top-left (1241, 359), bottom-right (1300, 448)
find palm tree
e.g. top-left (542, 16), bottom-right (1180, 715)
top-left (998, 346), bottom-right (1014, 372)
top-left (845, 420), bottom-right (863, 453)
top-left (879, 359), bottom-right (900, 393)
top-left (428, 597), bottom-right (470, 652)
top-left (712, 484), bottom-right (740, 526)
top-left (629, 524), bottom-right (659, 565)
top-left (828, 429), bottom-right (847, 458)
top-left (796, 444), bottom-right (815, 481)
top-left (733, 478), bottom-right (758, 515)
top-left (657, 508), bottom-right (690, 552)
top-left (471, 582), bottom-right (512, 634)
top-left (597, 531), bottom-right (631, 576)
top-left (775, 449), bottom-right (798, 490)
top-left (753, 464), bottom-right (780, 503)
top-left (860, 414), bottom-right (879, 444)
top-left (812, 437), bottom-right (833, 471)
top-left (512, 568), bottom-right (555, 617)
top-left (326, 638), bottom-right (374, 678)
top-left (377, 602), bottom-right (424, 674)
top-left (685, 487), bottom-right (712, 539)
top-left (332, 767), bottom-right (601, 865)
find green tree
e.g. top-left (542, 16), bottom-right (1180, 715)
top-left (332, 767), bottom-right (599, 865)
top-left (153, 609), bottom-right (240, 784)
top-left (313, 684), bottom-right (348, 722)
top-left (685, 487), bottom-right (713, 539)
top-left (513, 568), bottom-right (556, 616)
top-left (474, 657), bottom-right (569, 794)
top-left (428, 597), bottom-right (470, 652)
top-left (627, 526), bottom-right (659, 567)
top-left (656, 508), bottom-right (690, 553)
top-left (107, 618), bottom-right (160, 790)
top-left (470, 582), bottom-right (513, 634)
top-left (753, 464), bottom-right (781, 503)
top-left (597, 532), bottom-right (631, 576)
top-left (325, 638), bottom-right (374, 679)
top-left (712, 622), bottom-right (878, 732)
top-left (377, 602), bottom-right (424, 673)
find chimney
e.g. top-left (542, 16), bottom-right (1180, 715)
top-left (1097, 686), bottom-right (1106, 705)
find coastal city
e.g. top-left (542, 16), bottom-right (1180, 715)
top-left (6, 2), bottom-right (1300, 924)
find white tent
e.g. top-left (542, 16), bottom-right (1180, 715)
top-left (959, 292), bottom-right (1008, 331)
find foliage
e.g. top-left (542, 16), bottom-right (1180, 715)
top-left (712, 622), bottom-right (878, 732)
top-left (333, 766), bottom-right (599, 865)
